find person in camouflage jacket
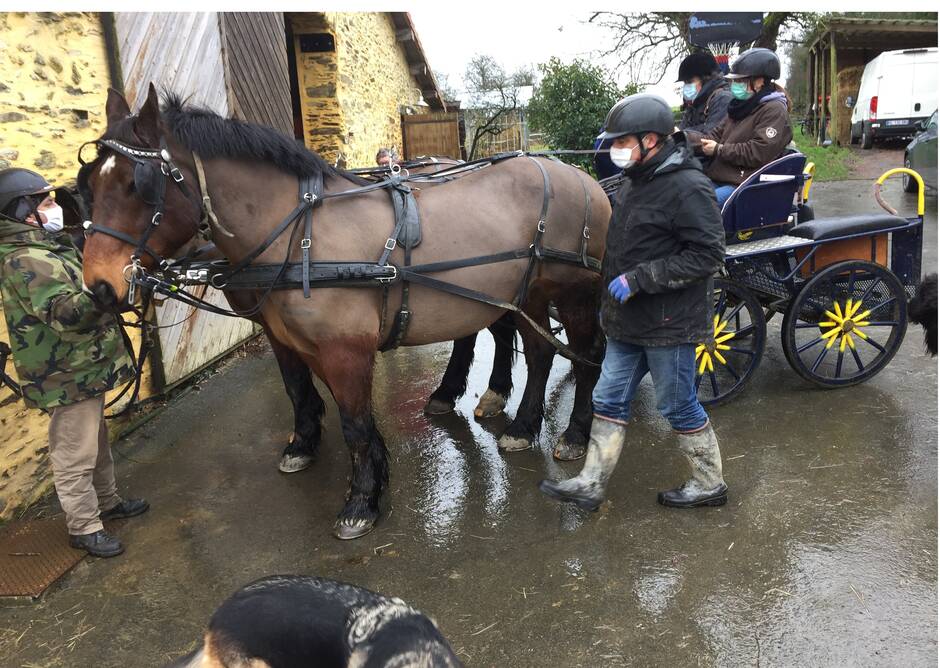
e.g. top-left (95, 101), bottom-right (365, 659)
top-left (0, 168), bottom-right (148, 558)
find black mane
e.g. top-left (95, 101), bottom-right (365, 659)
top-left (159, 93), bottom-right (365, 184)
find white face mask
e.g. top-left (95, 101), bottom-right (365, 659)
top-left (609, 143), bottom-right (639, 169)
top-left (40, 204), bottom-right (64, 233)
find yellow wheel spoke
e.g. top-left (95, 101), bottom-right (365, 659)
top-left (706, 356), bottom-right (714, 372)
top-left (695, 344), bottom-right (705, 356)
top-left (855, 321), bottom-right (870, 327)
top-left (846, 334), bottom-right (856, 349)
top-left (698, 355), bottom-right (709, 375)
top-left (716, 344), bottom-right (731, 351)
top-left (713, 314), bottom-right (720, 328)
top-left (821, 328), bottom-right (840, 340)
top-left (855, 329), bottom-right (869, 340)
top-left (855, 309), bottom-right (871, 321)
top-left (839, 335), bottom-right (848, 352)
top-left (825, 335), bottom-right (838, 349)
top-left (848, 299), bottom-right (863, 318)
top-left (819, 321), bottom-right (837, 327)
top-left (714, 350), bottom-right (727, 365)
top-left (715, 332), bottom-right (736, 344)
top-left (833, 301), bottom-right (843, 319)
top-left (824, 309), bottom-right (844, 324)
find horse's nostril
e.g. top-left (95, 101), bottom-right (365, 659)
top-left (92, 280), bottom-right (117, 307)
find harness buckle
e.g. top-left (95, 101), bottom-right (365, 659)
top-left (151, 211), bottom-right (163, 226)
top-left (303, 192), bottom-right (317, 204)
top-left (377, 265), bottom-right (398, 283)
top-left (300, 238), bottom-right (312, 249)
top-left (384, 238), bottom-right (397, 251)
top-left (582, 226), bottom-right (591, 239)
top-left (537, 220), bottom-right (546, 233)
top-left (170, 167), bottom-right (184, 183)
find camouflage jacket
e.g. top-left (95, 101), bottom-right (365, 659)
top-left (0, 218), bottom-right (133, 410)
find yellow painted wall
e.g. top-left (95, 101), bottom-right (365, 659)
top-left (0, 12), bottom-right (137, 520)
top-left (291, 12), bottom-right (427, 168)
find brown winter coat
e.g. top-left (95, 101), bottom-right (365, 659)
top-left (687, 89), bottom-right (792, 185)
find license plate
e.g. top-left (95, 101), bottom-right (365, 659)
top-left (886, 119), bottom-right (909, 126)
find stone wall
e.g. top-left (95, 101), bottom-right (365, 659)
top-left (290, 12), bottom-right (427, 168)
top-left (0, 12), bottom-right (113, 520)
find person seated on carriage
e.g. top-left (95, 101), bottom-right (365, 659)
top-left (685, 47), bottom-right (793, 207)
top-left (375, 147), bottom-right (399, 167)
top-left (677, 51), bottom-right (732, 136)
top-left (539, 94), bottom-right (729, 513)
top-left (0, 168), bottom-right (149, 559)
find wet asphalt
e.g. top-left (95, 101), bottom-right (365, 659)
top-left (0, 179), bottom-right (936, 667)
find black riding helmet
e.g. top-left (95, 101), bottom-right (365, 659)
top-left (725, 47), bottom-right (781, 81)
top-left (0, 168), bottom-right (54, 221)
top-left (597, 94), bottom-right (675, 141)
top-left (676, 51), bottom-right (720, 82)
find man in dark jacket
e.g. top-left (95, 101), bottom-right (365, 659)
top-left (540, 94), bottom-right (728, 512)
top-left (678, 51), bottom-right (732, 135)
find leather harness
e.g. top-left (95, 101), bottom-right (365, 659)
top-left (79, 143), bottom-right (602, 365)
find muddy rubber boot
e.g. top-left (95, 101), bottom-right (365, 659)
top-left (658, 423), bottom-right (728, 508)
top-left (538, 418), bottom-right (626, 512)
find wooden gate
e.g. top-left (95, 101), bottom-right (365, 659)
top-left (401, 112), bottom-right (461, 160)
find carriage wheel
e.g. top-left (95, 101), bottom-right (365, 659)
top-left (696, 278), bottom-right (766, 406)
top-left (781, 260), bottom-right (908, 388)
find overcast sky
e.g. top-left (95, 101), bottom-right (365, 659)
top-left (410, 9), bottom-right (796, 107)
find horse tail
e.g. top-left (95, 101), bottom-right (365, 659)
top-left (908, 273), bottom-right (938, 356)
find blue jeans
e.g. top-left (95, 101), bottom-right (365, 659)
top-left (714, 184), bottom-right (736, 207)
top-left (592, 338), bottom-right (708, 432)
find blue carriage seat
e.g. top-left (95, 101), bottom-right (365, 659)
top-left (721, 153), bottom-right (807, 237)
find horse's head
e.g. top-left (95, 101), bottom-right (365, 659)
top-left (80, 84), bottom-right (200, 309)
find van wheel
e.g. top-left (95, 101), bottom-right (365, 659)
top-left (860, 126), bottom-right (873, 149)
top-left (850, 123), bottom-right (860, 145)
top-left (903, 155), bottom-right (918, 193)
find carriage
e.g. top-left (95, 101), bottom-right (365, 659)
top-left (684, 155), bottom-right (926, 405)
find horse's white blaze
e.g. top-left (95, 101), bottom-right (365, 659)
top-left (100, 155), bottom-right (117, 176)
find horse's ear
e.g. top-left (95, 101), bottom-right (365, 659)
top-left (105, 88), bottom-right (131, 126)
top-left (134, 83), bottom-right (162, 144)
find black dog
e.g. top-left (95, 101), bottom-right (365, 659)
top-left (166, 575), bottom-right (463, 668)
top-left (909, 273), bottom-right (938, 356)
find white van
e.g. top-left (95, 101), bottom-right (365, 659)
top-left (850, 47), bottom-right (937, 149)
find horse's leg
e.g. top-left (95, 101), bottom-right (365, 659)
top-left (268, 331), bottom-right (326, 473)
top-left (551, 287), bottom-right (605, 461)
top-left (473, 313), bottom-right (515, 418)
top-left (302, 340), bottom-right (388, 540)
top-left (498, 293), bottom-right (554, 452)
top-left (424, 332), bottom-right (478, 415)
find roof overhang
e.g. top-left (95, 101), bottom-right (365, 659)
top-left (389, 12), bottom-right (447, 112)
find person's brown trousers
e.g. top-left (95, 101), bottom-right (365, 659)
top-left (47, 394), bottom-right (122, 535)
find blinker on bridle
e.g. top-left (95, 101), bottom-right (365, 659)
top-left (78, 137), bottom-right (200, 302)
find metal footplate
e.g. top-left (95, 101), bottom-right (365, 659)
top-left (725, 234), bottom-right (815, 259)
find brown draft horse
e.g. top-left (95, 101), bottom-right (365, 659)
top-left (80, 85), bottom-right (610, 539)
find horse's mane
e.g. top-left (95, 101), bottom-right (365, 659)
top-left (158, 93), bottom-right (367, 185)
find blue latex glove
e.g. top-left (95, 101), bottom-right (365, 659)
top-left (608, 274), bottom-right (633, 303)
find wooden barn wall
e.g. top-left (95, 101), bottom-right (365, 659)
top-left (114, 12), bottom-right (257, 388)
top-left (219, 13), bottom-right (293, 136)
top-left (115, 12), bottom-right (229, 112)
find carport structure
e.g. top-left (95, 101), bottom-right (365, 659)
top-left (806, 17), bottom-right (937, 146)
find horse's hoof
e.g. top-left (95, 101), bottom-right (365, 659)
top-left (498, 434), bottom-right (532, 452)
top-left (278, 453), bottom-right (314, 473)
top-left (424, 397), bottom-right (455, 415)
top-left (553, 437), bottom-right (587, 462)
top-left (474, 389), bottom-right (507, 418)
top-left (333, 517), bottom-right (376, 540)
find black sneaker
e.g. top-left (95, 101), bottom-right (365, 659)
top-left (100, 498), bottom-right (150, 521)
top-left (69, 530), bottom-right (124, 558)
